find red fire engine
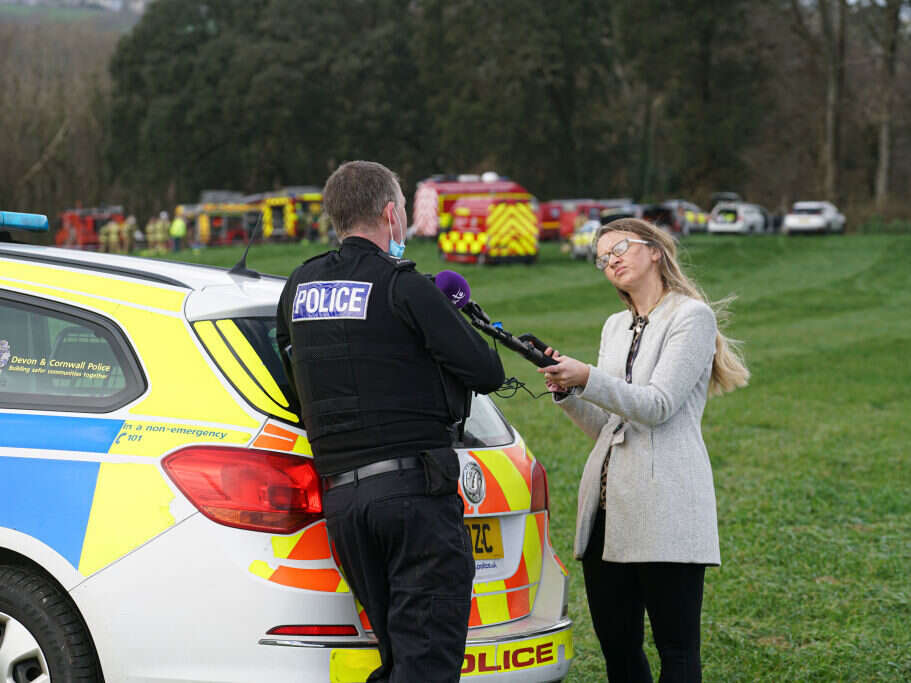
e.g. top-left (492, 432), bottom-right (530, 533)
top-left (55, 206), bottom-right (125, 250)
top-left (536, 198), bottom-right (608, 241)
top-left (412, 173), bottom-right (534, 237)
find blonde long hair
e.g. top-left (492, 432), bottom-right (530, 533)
top-left (594, 218), bottom-right (750, 396)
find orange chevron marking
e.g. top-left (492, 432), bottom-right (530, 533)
top-left (288, 522), bottom-right (332, 560)
top-left (468, 597), bottom-right (482, 627)
top-left (264, 423), bottom-right (296, 437)
top-left (253, 434), bottom-right (295, 451)
top-left (471, 456), bottom-right (510, 514)
top-left (507, 587), bottom-right (531, 618)
top-left (505, 555), bottom-right (528, 589)
top-left (502, 444), bottom-right (532, 489)
top-left (254, 423), bottom-right (300, 451)
top-left (534, 512), bottom-right (547, 549)
top-left (505, 555), bottom-right (529, 590)
top-left (269, 567), bottom-right (343, 591)
top-left (358, 604), bottom-right (372, 632)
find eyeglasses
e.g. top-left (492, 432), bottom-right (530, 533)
top-left (595, 238), bottom-right (652, 270)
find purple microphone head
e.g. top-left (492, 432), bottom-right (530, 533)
top-left (435, 270), bottom-right (471, 309)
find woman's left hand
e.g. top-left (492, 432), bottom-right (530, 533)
top-left (538, 351), bottom-right (590, 389)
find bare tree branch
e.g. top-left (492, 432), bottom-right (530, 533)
top-left (16, 119), bottom-right (71, 191)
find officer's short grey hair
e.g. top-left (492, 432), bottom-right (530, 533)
top-left (323, 161), bottom-right (401, 237)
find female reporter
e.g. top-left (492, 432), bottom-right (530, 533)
top-left (540, 218), bottom-right (748, 682)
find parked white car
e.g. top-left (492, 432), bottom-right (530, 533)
top-left (707, 202), bottom-right (769, 234)
top-left (782, 201), bottom-right (845, 234)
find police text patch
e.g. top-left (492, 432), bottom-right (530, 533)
top-left (291, 281), bottom-right (372, 321)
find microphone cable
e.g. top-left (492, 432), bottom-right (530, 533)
top-left (489, 337), bottom-right (565, 400)
top-left (495, 376), bottom-right (557, 400)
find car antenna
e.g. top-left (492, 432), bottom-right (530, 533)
top-left (228, 208), bottom-right (264, 279)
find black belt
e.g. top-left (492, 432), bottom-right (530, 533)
top-left (322, 456), bottom-right (423, 491)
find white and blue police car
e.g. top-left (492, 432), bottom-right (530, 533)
top-left (0, 211), bottom-right (572, 682)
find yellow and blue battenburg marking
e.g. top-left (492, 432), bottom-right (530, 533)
top-left (0, 413), bottom-right (128, 570)
top-left (0, 412), bottom-right (248, 576)
top-left (0, 454), bottom-right (99, 568)
top-left (0, 413), bottom-right (124, 452)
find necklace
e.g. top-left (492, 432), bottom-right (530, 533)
top-left (628, 290), bottom-right (668, 331)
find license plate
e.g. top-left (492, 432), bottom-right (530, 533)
top-left (465, 518), bottom-right (504, 559)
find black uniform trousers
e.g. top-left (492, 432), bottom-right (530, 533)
top-left (323, 467), bottom-right (475, 683)
top-left (582, 508), bottom-right (706, 683)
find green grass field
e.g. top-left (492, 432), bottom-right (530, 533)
top-left (165, 234), bottom-right (911, 681)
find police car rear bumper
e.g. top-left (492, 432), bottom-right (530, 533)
top-left (259, 618), bottom-right (573, 682)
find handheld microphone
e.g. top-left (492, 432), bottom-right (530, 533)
top-left (433, 270), bottom-right (489, 325)
top-left (435, 270), bottom-right (471, 309)
top-left (434, 271), bottom-right (557, 369)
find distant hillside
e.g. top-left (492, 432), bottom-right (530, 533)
top-left (0, 0), bottom-right (147, 10)
top-left (0, 2), bottom-right (141, 31)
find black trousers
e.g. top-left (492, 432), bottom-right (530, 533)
top-left (582, 508), bottom-right (706, 683)
top-left (323, 467), bottom-right (475, 683)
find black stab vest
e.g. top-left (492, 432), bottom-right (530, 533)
top-left (285, 242), bottom-right (453, 474)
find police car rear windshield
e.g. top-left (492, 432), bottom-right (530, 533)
top-left (458, 394), bottom-right (513, 448)
top-left (231, 317), bottom-right (297, 405)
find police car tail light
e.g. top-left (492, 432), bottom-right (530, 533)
top-left (162, 446), bottom-right (322, 533)
top-left (530, 461), bottom-right (549, 512)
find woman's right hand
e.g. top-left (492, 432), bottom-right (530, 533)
top-left (545, 378), bottom-right (568, 393)
top-left (539, 347), bottom-right (591, 390)
top-left (542, 347), bottom-right (568, 393)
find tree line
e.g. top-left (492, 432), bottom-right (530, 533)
top-left (2, 0), bottom-right (910, 227)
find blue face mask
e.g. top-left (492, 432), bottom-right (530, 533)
top-left (387, 206), bottom-right (407, 258)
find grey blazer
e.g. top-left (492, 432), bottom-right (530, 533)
top-left (556, 292), bottom-right (721, 565)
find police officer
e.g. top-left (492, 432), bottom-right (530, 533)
top-left (277, 161), bottom-right (504, 682)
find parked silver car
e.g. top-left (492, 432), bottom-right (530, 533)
top-left (708, 202), bottom-right (769, 234)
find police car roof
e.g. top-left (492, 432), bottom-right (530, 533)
top-left (0, 242), bottom-right (286, 319)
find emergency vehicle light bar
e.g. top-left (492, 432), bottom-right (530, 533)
top-left (0, 211), bottom-right (49, 232)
